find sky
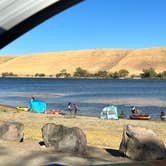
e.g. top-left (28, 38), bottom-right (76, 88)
top-left (0, 0), bottom-right (166, 55)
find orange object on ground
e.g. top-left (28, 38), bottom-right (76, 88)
top-left (45, 110), bottom-right (64, 115)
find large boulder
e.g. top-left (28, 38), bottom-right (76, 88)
top-left (42, 123), bottom-right (87, 154)
top-left (0, 121), bottom-right (24, 142)
top-left (119, 124), bottom-right (166, 160)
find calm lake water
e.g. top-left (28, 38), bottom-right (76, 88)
top-left (0, 78), bottom-right (166, 119)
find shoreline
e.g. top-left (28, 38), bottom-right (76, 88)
top-left (0, 103), bottom-right (164, 121)
top-left (0, 103), bottom-right (166, 148)
top-left (0, 103), bottom-right (166, 165)
top-left (1, 76), bottom-right (166, 80)
top-left (0, 104), bottom-right (16, 110)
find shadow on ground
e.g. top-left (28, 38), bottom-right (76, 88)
top-left (0, 143), bottom-right (165, 166)
top-left (105, 149), bottom-right (123, 157)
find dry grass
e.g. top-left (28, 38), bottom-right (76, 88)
top-left (0, 48), bottom-right (166, 76)
top-left (0, 105), bottom-right (166, 150)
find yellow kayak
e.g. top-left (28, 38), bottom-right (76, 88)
top-left (16, 106), bottom-right (29, 111)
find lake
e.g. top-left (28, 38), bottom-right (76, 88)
top-left (0, 78), bottom-right (166, 119)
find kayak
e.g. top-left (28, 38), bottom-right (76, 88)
top-left (160, 116), bottom-right (166, 120)
top-left (16, 106), bottom-right (29, 111)
top-left (118, 114), bottom-right (126, 119)
top-left (130, 114), bottom-right (151, 120)
top-left (45, 110), bottom-right (64, 115)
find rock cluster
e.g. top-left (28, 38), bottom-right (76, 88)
top-left (42, 123), bottom-right (87, 154)
top-left (1, 120), bottom-right (166, 161)
top-left (119, 124), bottom-right (166, 160)
top-left (0, 121), bottom-right (24, 142)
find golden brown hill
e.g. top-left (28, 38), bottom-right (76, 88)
top-left (0, 48), bottom-right (166, 76)
top-left (0, 56), bottom-right (16, 64)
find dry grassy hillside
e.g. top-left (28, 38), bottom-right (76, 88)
top-left (110, 48), bottom-right (166, 75)
top-left (0, 48), bottom-right (166, 76)
top-left (0, 56), bottom-right (16, 64)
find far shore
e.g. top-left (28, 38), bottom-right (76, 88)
top-left (0, 75), bottom-right (140, 79)
top-left (1, 76), bottom-right (166, 82)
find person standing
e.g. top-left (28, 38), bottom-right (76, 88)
top-left (28, 96), bottom-right (35, 112)
top-left (73, 104), bottom-right (79, 116)
top-left (67, 102), bottom-right (73, 113)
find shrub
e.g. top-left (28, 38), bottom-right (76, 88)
top-left (94, 70), bottom-right (108, 77)
top-left (56, 69), bottom-right (71, 78)
top-left (140, 68), bottom-right (157, 78)
top-left (2, 72), bottom-right (17, 77)
top-left (110, 71), bottom-right (120, 79)
top-left (73, 67), bottom-right (89, 77)
top-left (118, 69), bottom-right (129, 78)
top-left (35, 73), bottom-right (45, 77)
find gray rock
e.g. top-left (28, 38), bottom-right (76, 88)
top-left (119, 124), bottom-right (166, 160)
top-left (0, 121), bottom-right (24, 142)
top-left (42, 123), bottom-right (87, 154)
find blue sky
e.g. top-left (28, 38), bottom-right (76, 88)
top-left (1, 0), bottom-right (166, 55)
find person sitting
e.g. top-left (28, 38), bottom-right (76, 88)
top-left (131, 106), bottom-right (142, 116)
top-left (160, 110), bottom-right (165, 120)
top-left (131, 106), bottom-right (136, 115)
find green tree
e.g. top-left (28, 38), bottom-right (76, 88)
top-left (118, 69), bottom-right (129, 78)
top-left (140, 68), bottom-right (157, 78)
top-left (1, 72), bottom-right (17, 77)
top-left (35, 73), bottom-right (45, 77)
top-left (73, 67), bottom-right (89, 77)
top-left (94, 70), bottom-right (108, 77)
top-left (56, 69), bottom-right (71, 78)
top-left (111, 71), bottom-right (120, 79)
top-left (130, 74), bottom-right (140, 79)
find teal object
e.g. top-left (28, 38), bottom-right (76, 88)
top-left (29, 100), bottom-right (46, 113)
top-left (100, 105), bottom-right (118, 120)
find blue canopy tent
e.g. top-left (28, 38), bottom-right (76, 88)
top-left (29, 100), bottom-right (46, 113)
top-left (100, 105), bottom-right (119, 120)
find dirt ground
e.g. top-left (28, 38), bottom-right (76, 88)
top-left (0, 105), bottom-right (166, 166)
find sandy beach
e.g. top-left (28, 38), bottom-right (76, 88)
top-left (0, 104), bottom-right (166, 165)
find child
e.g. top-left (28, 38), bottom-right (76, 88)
top-left (67, 102), bottom-right (72, 113)
top-left (73, 104), bottom-right (79, 115)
